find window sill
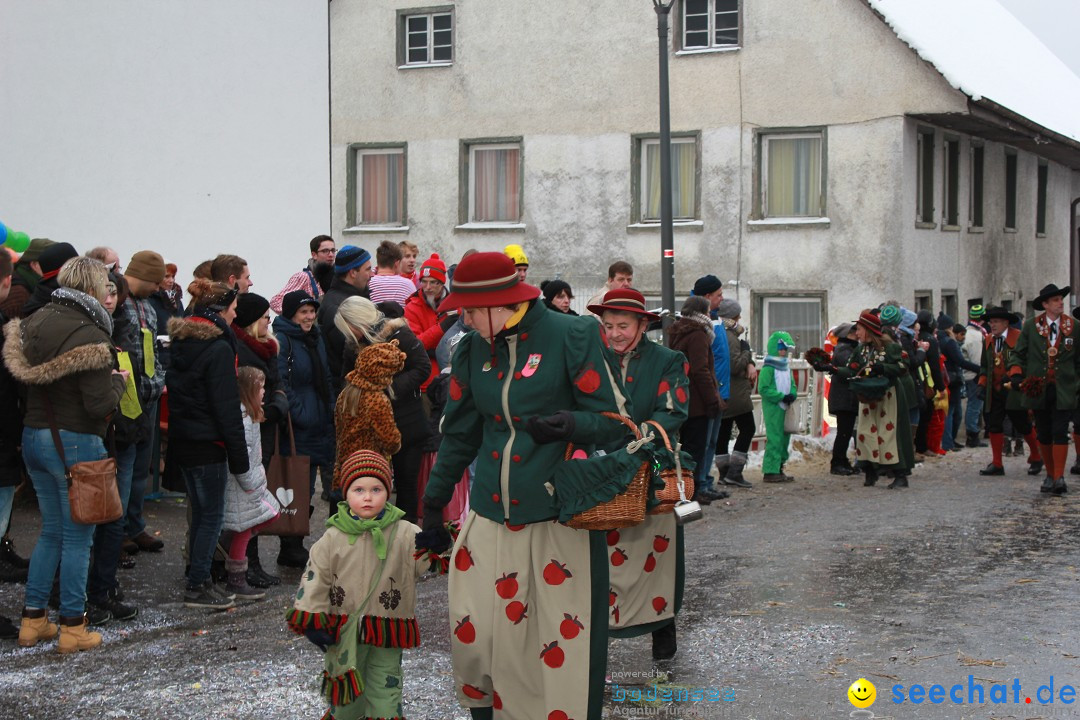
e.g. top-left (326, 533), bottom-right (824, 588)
top-left (343, 225), bottom-right (410, 234)
top-left (398, 62), bottom-right (452, 70)
top-left (454, 222), bottom-right (526, 232)
top-left (747, 217), bottom-right (830, 230)
top-left (675, 46), bottom-right (740, 57)
top-left (915, 221), bottom-right (937, 230)
top-left (1037, 232), bottom-right (1047, 238)
top-left (1004, 227), bottom-right (1017, 234)
top-left (967, 226), bottom-right (984, 234)
top-left (941, 224), bottom-right (961, 233)
top-left (627, 220), bottom-right (704, 232)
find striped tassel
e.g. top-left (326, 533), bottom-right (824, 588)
top-left (285, 609), bottom-right (349, 641)
top-left (357, 616), bottom-right (421, 648)
top-left (321, 668), bottom-right (363, 706)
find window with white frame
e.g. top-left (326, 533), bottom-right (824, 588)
top-left (760, 131), bottom-right (824, 218)
top-left (467, 143), bottom-right (521, 223)
top-left (349, 145), bottom-right (405, 227)
top-left (400, 9), bottom-right (452, 66)
top-left (638, 135), bottom-right (698, 222)
top-left (682, 0), bottom-right (739, 49)
top-left (758, 295), bottom-right (823, 355)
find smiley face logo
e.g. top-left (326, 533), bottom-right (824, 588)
top-left (848, 678), bottom-right (876, 708)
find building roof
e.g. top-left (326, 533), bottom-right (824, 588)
top-left (868, 0), bottom-right (1080, 145)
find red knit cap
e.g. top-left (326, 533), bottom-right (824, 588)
top-left (337, 450), bottom-right (393, 494)
top-left (419, 253), bottom-right (447, 284)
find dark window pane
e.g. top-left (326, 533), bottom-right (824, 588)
top-left (433, 45), bottom-right (451, 62)
top-left (686, 14), bottom-right (708, 32)
top-left (685, 30), bottom-right (708, 47)
top-left (407, 16), bottom-right (427, 33)
top-left (408, 48), bottom-right (427, 63)
top-left (433, 14), bottom-right (451, 30)
top-left (716, 0), bottom-right (739, 13)
top-left (715, 30), bottom-right (738, 45)
top-left (433, 30), bottom-right (451, 46)
top-left (685, 0), bottom-right (709, 14)
top-left (716, 13), bottom-right (738, 29)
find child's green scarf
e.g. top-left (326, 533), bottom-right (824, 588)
top-left (326, 502), bottom-right (404, 559)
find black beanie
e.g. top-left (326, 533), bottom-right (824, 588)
top-left (541, 279), bottom-right (573, 303)
top-left (39, 242), bottom-right (79, 277)
top-left (281, 290), bottom-right (319, 320)
top-left (692, 274), bottom-right (722, 297)
top-left (234, 293), bottom-right (270, 328)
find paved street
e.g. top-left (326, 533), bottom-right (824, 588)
top-left (3, 444), bottom-right (1080, 719)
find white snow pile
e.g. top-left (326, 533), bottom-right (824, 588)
top-left (869, 0), bottom-right (1080, 143)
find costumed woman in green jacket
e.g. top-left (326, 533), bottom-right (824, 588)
top-left (590, 289), bottom-right (689, 661)
top-left (420, 252), bottom-right (634, 720)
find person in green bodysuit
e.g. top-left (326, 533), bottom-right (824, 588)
top-left (757, 330), bottom-right (796, 482)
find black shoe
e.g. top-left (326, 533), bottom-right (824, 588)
top-left (247, 564), bottom-right (281, 588)
top-left (1, 537), bottom-right (30, 569)
top-left (948, 446), bottom-right (963, 453)
top-left (85, 605), bottom-right (112, 626)
top-left (88, 594), bottom-right (138, 622)
top-left (1053, 478), bottom-right (1068, 496)
top-left (118, 553), bottom-right (136, 570)
top-left (979, 463), bottom-right (1005, 476)
top-left (1029, 461), bottom-right (1045, 476)
top-left (651, 623), bottom-right (677, 660)
top-left (0, 556), bottom-right (28, 583)
top-left (830, 465), bottom-right (855, 476)
top-left (277, 537), bottom-right (309, 568)
top-left (184, 582), bottom-right (235, 610)
top-left (723, 473), bottom-right (753, 489)
top-left (1071, 462), bottom-right (1080, 476)
top-left (763, 474), bottom-right (786, 483)
top-left (1041, 476), bottom-right (1054, 493)
top-left (0, 614), bottom-right (16, 640)
top-left (863, 468), bottom-right (878, 487)
top-left (695, 492), bottom-right (712, 506)
top-left (887, 476), bottom-right (909, 489)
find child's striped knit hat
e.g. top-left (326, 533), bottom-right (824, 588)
top-left (338, 450), bottom-right (393, 494)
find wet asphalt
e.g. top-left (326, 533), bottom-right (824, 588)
top-left (3, 444), bottom-right (1080, 720)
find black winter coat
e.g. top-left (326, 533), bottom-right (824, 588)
top-left (274, 316), bottom-right (335, 466)
top-left (937, 330), bottom-right (979, 388)
top-left (165, 313), bottom-right (249, 475)
top-left (0, 311), bottom-right (24, 487)
top-left (827, 339), bottom-right (858, 414)
top-left (316, 276), bottom-right (370, 396)
top-left (369, 319), bottom-right (432, 446)
top-left (234, 326), bottom-right (288, 465)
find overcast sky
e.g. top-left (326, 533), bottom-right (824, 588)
top-left (996, 0), bottom-right (1080, 78)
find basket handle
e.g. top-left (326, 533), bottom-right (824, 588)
top-left (643, 420), bottom-right (673, 451)
top-left (563, 411), bottom-right (642, 460)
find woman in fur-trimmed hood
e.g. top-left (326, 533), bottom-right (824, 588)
top-left (3, 257), bottom-right (126, 650)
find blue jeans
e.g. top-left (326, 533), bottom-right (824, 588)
top-left (22, 427), bottom-right (105, 617)
top-left (0, 486), bottom-right (15, 537)
top-left (125, 406), bottom-right (158, 539)
top-left (964, 378), bottom-right (984, 437)
top-left (699, 414), bottom-right (723, 489)
top-left (182, 462), bottom-right (228, 587)
top-left (87, 442), bottom-right (137, 602)
top-left (942, 385), bottom-right (963, 450)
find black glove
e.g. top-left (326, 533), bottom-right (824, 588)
top-left (439, 312), bottom-right (458, 332)
top-left (976, 385), bottom-right (986, 401)
top-left (304, 629), bottom-right (335, 652)
top-left (783, 393), bottom-right (797, 405)
top-left (525, 411), bottom-right (576, 444)
top-left (417, 500), bottom-right (452, 554)
top-left (866, 365), bottom-right (885, 377)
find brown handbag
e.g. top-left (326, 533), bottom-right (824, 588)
top-left (43, 393), bottom-right (123, 525)
top-left (260, 415), bottom-right (312, 537)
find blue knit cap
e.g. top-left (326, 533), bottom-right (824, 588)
top-left (334, 245), bottom-right (371, 275)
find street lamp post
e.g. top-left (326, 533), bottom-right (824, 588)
top-left (653, 0), bottom-right (677, 337)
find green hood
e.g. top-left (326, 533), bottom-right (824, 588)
top-left (766, 330), bottom-right (795, 357)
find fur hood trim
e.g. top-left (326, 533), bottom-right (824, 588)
top-left (3, 319), bottom-right (115, 386)
top-left (168, 316), bottom-right (224, 342)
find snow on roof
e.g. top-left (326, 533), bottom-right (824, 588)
top-left (868, 0), bottom-right (1080, 143)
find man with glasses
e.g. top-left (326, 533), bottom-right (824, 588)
top-left (270, 235), bottom-right (336, 313)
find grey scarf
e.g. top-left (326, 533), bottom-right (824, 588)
top-left (51, 287), bottom-right (113, 336)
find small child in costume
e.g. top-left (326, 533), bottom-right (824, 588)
top-left (222, 367), bottom-right (281, 601)
top-left (287, 450), bottom-right (435, 720)
top-left (757, 330), bottom-right (797, 483)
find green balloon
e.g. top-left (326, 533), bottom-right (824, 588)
top-left (5, 231), bottom-right (30, 253)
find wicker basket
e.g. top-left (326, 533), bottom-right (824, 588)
top-left (565, 412), bottom-right (650, 530)
top-left (643, 420), bottom-right (694, 515)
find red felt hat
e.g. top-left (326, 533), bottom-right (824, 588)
top-left (586, 288), bottom-right (659, 321)
top-left (856, 309), bottom-right (883, 337)
top-left (437, 252), bottom-right (540, 312)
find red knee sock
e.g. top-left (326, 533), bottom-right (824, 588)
top-left (1025, 431), bottom-right (1042, 463)
top-left (1040, 444), bottom-right (1056, 479)
top-left (989, 433), bottom-right (1005, 468)
top-left (1054, 445), bottom-right (1070, 481)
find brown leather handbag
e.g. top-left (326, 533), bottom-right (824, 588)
top-left (44, 393), bottom-right (122, 525)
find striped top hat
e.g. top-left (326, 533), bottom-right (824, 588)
top-left (586, 288), bottom-right (659, 321)
top-left (437, 252), bottom-right (540, 312)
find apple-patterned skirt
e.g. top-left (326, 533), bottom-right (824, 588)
top-left (448, 511), bottom-right (609, 720)
top-left (855, 389), bottom-right (901, 467)
top-left (606, 512), bottom-right (678, 633)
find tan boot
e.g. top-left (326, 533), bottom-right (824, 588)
top-left (18, 608), bottom-right (58, 648)
top-left (57, 614), bottom-right (102, 654)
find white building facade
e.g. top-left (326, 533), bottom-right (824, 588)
top-left (330, 0), bottom-right (1080, 348)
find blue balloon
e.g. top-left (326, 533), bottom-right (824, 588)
top-left (0, 221), bottom-right (7, 243)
